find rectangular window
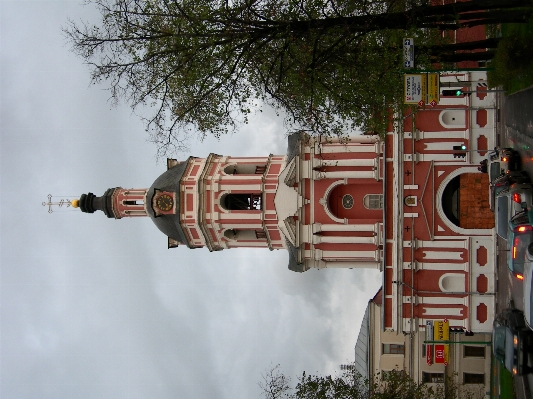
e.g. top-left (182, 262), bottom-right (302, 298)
top-left (464, 346), bottom-right (485, 358)
top-left (382, 344), bottom-right (404, 354)
top-left (422, 372), bottom-right (444, 383)
top-left (464, 373), bottom-right (485, 384)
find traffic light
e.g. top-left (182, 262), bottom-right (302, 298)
top-left (453, 145), bottom-right (467, 158)
top-left (442, 89), bottom-right (465, 96)
top-left (449, 327), bottom-right (475, 336)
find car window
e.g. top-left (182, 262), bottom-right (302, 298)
top-left (493, 326), bottom-right (506, 360)
top-left (490, 162), bottom-right (502, 182)
top-left (530, 280), bottom-right (533, 326)
top-left (496, 196), bottom-right (509, 239)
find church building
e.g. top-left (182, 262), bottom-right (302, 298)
top-left (73, 67), bottom-right (496, 337)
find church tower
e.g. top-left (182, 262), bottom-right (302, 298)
top-left (73, 132), bottom-right (384, 273)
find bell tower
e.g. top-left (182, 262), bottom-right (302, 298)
top-left (69, 132), bottom-right (384, 272)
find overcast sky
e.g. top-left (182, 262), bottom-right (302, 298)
top-left (0, 1), bottom-right (382, 398)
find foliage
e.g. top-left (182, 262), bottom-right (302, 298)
top-left (259, 365), bottom-right (484, 399)
top-left (488, 20), bottom-right (533, 93)
top-left (65, 0), bottom-right (533, 155)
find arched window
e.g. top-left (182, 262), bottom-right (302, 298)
top-left (363, 194), bottom-right (383, 210)
top-left (221, 193), bottom-right (262, 210)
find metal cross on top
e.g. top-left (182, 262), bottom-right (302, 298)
top-left (42, 194), bottom-right (73, 213)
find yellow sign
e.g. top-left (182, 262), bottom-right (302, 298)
top-left (404, 73), bottom-right (440, 106)
top-left (434, 320), bottom-right (450, 341)
top-left (427, 73), bottom-right (440, 105)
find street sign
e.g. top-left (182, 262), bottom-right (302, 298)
top-left (425, 321), bottom-right (434, 365)
top-left (427, 73), bottom-right (440, 106)
top-left (405, 73), bottom-right (440, 106)
top-left (403, 38), bottom-right (414, 69)
top-left (404, 74), bottom-right (425, 104)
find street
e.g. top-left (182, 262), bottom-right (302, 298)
top-left (497, 85), bottom-right (533, 399)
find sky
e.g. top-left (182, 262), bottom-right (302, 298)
top-left (0, 1), bottom-right (382, 398)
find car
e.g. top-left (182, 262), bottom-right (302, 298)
top-left (508, 217), bottom-right (533, 280)
top-left (493, 308), bottom-right (533, 376)
top-left (483, 147), bottom-right (521, 183)
top-left (489, 171), bottom-right (530, 212)
top-left (495, 183), bottom-right (533, 241)
top-left (524, 248), bottom-right (533, 331)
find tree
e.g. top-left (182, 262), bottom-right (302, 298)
top-left (65, 0), bottom-right (533, 155)
top-left (259, 365), bottom-right (484, 399)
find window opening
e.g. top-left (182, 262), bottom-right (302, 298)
top-left (464, 373), bottom-right (485, 384)
top-left (422, 372), bottom-right (444, 383)
top-left (223, 194), bottom-right (262, 210)
top-left (464, 346), bottom-right (485, 358)
top-left (364, 194), bottom-right (383, 210)
top-left (382, 344), bottom-right (404, 354)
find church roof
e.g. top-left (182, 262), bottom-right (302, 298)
top-left (146, 158), bottom-right (192, 246)
top-left (354, 303), bottom-right (370, 380)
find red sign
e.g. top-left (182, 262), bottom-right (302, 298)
top-left (426, 344), bottom-right (433, 365)
top-left (418, 100), bottom-right (425, 107)
top-left (430, 100), bottom-right (437, 107)
top-left (434, 344), bottom-right (449, 365)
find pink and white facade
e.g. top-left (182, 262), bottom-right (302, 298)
top-left (76, 72), bottom-right (496, 335)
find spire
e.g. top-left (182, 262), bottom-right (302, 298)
top-left (77, 188), bottom-right (148, 219)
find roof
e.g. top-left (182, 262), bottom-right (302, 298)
top-left (354, 304), bottom-right (370, 380)
top-left (146, 158), bottom-right (192, 247)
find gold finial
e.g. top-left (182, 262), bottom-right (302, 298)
top-left (42, 194), bottom-right (77, 213)
top-left (71, 199), bottom-right (80, 208)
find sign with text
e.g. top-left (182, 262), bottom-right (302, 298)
top-left (434, 320), bottom-right (450, 341)
top-left (404, 74), bottom-right (425, 104)
top-left (425, 321), bottom-right (434, 365)
top-left (404, 73), bottom-right (440, 106)
top-left (434, 344), bottom-right (449, 365)
top-left (403, 38), bottom-right (414, 69)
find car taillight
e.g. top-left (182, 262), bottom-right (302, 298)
top-left (516, 273), bottom-right (524, 280)
top-left (513, 193), bottom-right (522, 203)
top-left (513, 245), bottom-right (517, 259)
top-left (502, 157), bottom-right (509, 162)
top-left (517, 225), bottom-right (533, 232)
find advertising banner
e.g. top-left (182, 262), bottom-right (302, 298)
top-left (433, 320), bottom-right (449, 365)
top-left (434, 344), bottom-right (449, 365)
top-left (426, 344), bottom-right (433, 365)
top-left (434, 320), bottom-right (450, 341)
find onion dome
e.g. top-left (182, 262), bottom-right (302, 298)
top-left (145, 157), bottom-right (192, 247)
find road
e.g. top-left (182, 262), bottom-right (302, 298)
top-left (498, 85), bottom-right (533, 399)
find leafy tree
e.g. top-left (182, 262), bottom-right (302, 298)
top-left (65, 0), bottom-right (533, 155)
top-left (259, 365), bottom-right (484, 399)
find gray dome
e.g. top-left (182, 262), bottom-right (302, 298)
top-left (146, 157), bottom-right (192, 246)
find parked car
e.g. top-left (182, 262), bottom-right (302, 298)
top-left (524, 248), bottom-right (533, 330)
top-left (489, 171), bottom-right (530, 212)
top-left (508, 216), bottom-right (533, 280)
top-left (482, 147), bottom-right (521, 183)
top-left (495, 183), bottom-right (533, 241)
top-left (493, 308), bottom-right (533, 375)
